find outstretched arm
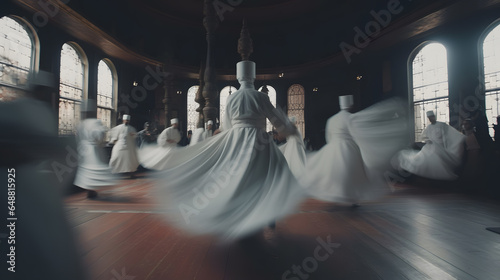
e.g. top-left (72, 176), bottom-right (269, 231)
top-left (260, 94), bottom-right (296, 137)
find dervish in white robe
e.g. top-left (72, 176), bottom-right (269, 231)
top-left (190, 120), bottom-right (214, 146)
top-left (138, 119), bottom-right (181, 170)
top-left (74, 118), bottom-right (118, 190)
top-left (300, 95), bottom-right (409, 204)
top-left (108, 115), bottom-right (139, 174)
top-left (150, 61), bottom-right (305, 242)
top-left (393, 112), bottom-right (465, 180)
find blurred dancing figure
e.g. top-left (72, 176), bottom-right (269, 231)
top-left (157, 118), bottom-right (181, 148)
top-left (151, 60), bottom-right (304, 242)
top-left (190, 120), bottom-right (214, 146)
top-left (0, 71), bottom-right (87, 280)
top-left (73, 100), bottom-right (118, 198)
top-left (108, 114), bottom-right (139, 177)
top-left (278, 116), bottom-right (307, 179)
top-left (138, 118), bottom-right (181, 170)
top-left (393, 110), bottom-right (465, 180)
top-left (136, 122), bottom-right (157, 148)
top-left (301, 95), bottom-right (408, 205)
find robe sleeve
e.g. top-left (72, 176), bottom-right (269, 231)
top-left (260, 94), bottom-right (296, 137)
top-left (166, 127), bottom-right (181, 143)
top-left (130, 126), bottom-right (137, 136)
top-left (349, 97), bottom-right (410, 177)
top-left (90, 120), bottom-right (107, 145)
top-left (325, 117), bottom-right (335, 144)
top-left (220, 95), bottom-right (233, 131)
top-left (157, 129), bottom-right (167, 146)
top-left (421, 126), bottom-right (430, 143)
top-left (108, 125), bottom-right (119, 143)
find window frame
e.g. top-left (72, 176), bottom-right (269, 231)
top-left (408, 41), bottom-right (450, 142)
top-left (58, 42), bottom-right (88, 136)
top-left (478, 18), bottom-right (500, 137)
top-left (97, 58), bottom-right (118, 129)
top-left (0, 15), bottom-right (39, 92)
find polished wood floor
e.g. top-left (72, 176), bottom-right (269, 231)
top-left (64, 174), bottom-right (500, 280)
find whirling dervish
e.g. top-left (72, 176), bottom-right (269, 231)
top-left (392, 110), bottom-right (465, 180)
top-left (138, 118), bottom-right (181, 171)
top-left (108, 114), bottom-right (140, 176)
top-left (190, 120), bottom-right (214, 146)
top-left (300, 95), bottom-right (409, 205)
top-left (73, 100), bottom-right (118, 198)
top-left (150, 57), bottom-right (305, 242)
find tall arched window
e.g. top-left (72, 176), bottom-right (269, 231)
top-left (187, 85), bottom-right (199, 132)
top-left (0, 16), bottom-right (37, 100)
top-left (258, 85), bottom-right (277, 132)
top-left (287, 84), bottom-right (305, 136)
top-left (482, 21), bottom-right (500, 136)
top-left (410, 42), bottom-right (449, 141)
top-left (59, 42), bottom-right (86, 135)
top-left (219, 85), bottom-right (237, 127)
top-left (97, 59), bottom-right (117, 130)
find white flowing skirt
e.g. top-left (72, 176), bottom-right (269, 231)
top-left (278, 131), bottom-right (307, 179)
top-left (138, 143), bottom-right (179, 170)
top-left (74, 143), bottom-right (118, 190)
top-left (394, 143), bottom-right (461, 180)
top-left (301, 98), bottom-right (409, 203)
top-left (151, 127), bottom-right (306, 242)
top-left (109, 144), bottom-right (139, 173)
top-left (300, 136), bottom-right (372, 203)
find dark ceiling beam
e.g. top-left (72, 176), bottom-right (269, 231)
top-left (232, 0), bottom-right (500, 80)
top-left (11, 0), bottom-right (500, 81)
top-left (12, 0), bottom-right (163, 68)
top-left (366, 0), bottom-right (500, 52)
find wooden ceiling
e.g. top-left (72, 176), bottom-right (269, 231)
top-left (12, 0), bottom-right (500, 79)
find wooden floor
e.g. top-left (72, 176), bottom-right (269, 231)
top-left (64, 174), bottom-right (500, 280)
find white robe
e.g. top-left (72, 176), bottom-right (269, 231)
top-left (394, 121), bottom-right (465, 180)
top-left (189, 128), bottom-right (213, 146)
top-left (189, 127), bottom-right (205, 146)
top-left (300, 98), bottom-right (409, 204)
top-left (278, 129), bottom-right (306, 179)
top-left (157, 126), bottom-right (181, 148)
top-left (109, 124), bottom-right (139, 173)
top-left (73, 119), bottom-right (118, 189)
top-left (151, 82), bottom-right (305, 242)
top-left (203, 129), bottom-right (213, 139)
top-left (138, 126), bottom-right (181, 170)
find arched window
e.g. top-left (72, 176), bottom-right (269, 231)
top-left (481, 21), bottom-right (500, 136)
top-left (258, 85), bottom-right (277, 132)
top-left (287, 84), bottom-right (305, 136)
top-left (219, 85), bottom-right (237, 127)
top-left (187, 85), bottom-right (199, 132)
top-left (97, 59), bottom-right (117, 130)
top-left (59, 42), bottom-right (87, 135)
top-left (410, 42), bottom-right (449, 141)
top-left (0, 16), bottom-right (37, 100)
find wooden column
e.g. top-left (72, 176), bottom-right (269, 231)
top-left (202, 0), bottom-right (219, 124)
top-left (195, 61), bottom-right (206, 128)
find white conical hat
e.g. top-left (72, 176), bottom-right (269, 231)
top-left (122, 114), bottom-right (131, 120)
top-left (339, 95), bottom-right (353, 109)
top-left (236, 61), bottom-right (256, 82)
top-left (207, 120), bottom-right (213, 125)
top-left (171, 118), bottom-right (178, 124)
